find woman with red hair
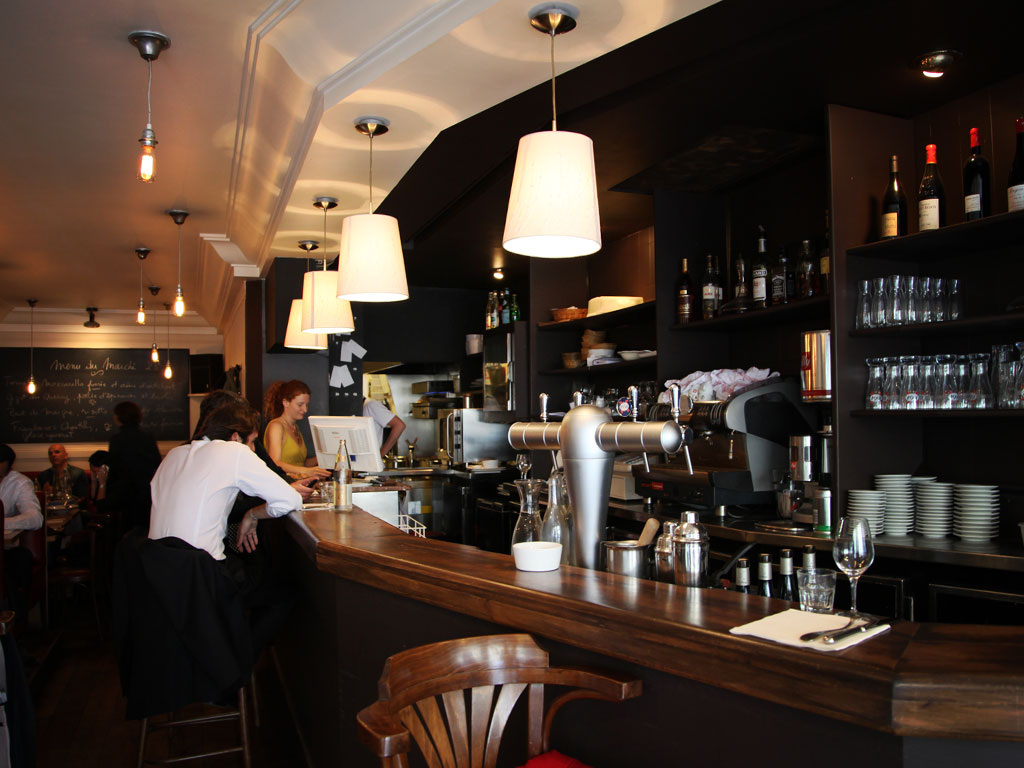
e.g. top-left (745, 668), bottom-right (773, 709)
top-left (262, 380), bottom-right (330, 480)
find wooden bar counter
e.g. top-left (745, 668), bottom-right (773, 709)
top-left (273, 506), bottom-right (1024, 768)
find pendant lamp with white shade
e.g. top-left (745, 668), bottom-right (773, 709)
top-left (302, 197), bottom-right (355, 334)
top-left (502, 4), bottom-right (601, 259)
top-left (286, 240), bottom-right (328, 349)
top-left (336, 118), bottom-right (409, 302)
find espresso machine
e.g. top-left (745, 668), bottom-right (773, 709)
top-left (633, 377), bottom-right (814, 510)
top-left (509, 389), bottom-right (687, 571)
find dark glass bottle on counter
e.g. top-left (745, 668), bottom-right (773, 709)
top-left (751, 225), bottom-right (768, 310)
top-left (676, 257), bottom-right (695, 324)
top-left (1008, 118), bottom-right (1024, 213)
top-left (734, 558), bottom-right (751, 594)
top-left (802, 544), bottom-right (816, 569)
top-left (819, 210), bottom-right (831, 297)
top-left (918, 143), bottom-right (945, 231)
top-left (795, 239), bottom-right (817, 299)
top-left (963, 127), bottom-right (990, 220)
top-left (500, 289), bottom-right (511, 325)
top-left (509, 293), bottom-right (521, 321)
top-left (701, 253), bottom-right (720, 320)
top-left (779, 549), bottom-right (797, 601)
top-left (770, 246), bottom-right (790, 306)
top-left (881, 154), bottom-right (908, 239)
top-left (756, 553), bottom-right (774, 598)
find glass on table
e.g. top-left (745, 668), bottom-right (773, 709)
top-left (833, 515), bottom-right (874, 616)
top-left (796, 567), bottom-right (836, 613)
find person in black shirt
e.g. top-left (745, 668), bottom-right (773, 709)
top-left (107, 401), bottom-right (162, 535)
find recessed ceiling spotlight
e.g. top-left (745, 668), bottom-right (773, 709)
top-left (493, 267), bottom-right (504, 280)
top-left (916, 49), bottom-right (961, 79)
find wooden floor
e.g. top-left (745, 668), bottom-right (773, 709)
top-left (28, 600), bottom-right (309, 768)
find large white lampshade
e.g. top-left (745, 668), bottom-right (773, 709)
top-left (336, 213), bottom-right (409, 302)
top-left (502, 130), bottom-right (601, 258)
top-left (284, 299), bottom-right (327, 349)
top-left (302, 271), bottom-right (355, 333)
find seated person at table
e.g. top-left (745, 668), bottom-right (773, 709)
top-left (37, 444), bottom-right (88, 501)
top-left (0, 444), bottom-right (43, 615)
top-left (262, 380), bottom-right (330, 480)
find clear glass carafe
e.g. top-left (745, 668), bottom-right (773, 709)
top-left (934, 354), bottom-right (958, 409)
top-left (540, 471), bottom-right (573, 565)
top-left (967, 353), bottom-right (994, 409)
top-left (918, 355), bottom-right (936, 409)
top-left (901, 355), bottom-right (923, 410)
top-left (854, 280), bottom-right (872, 330)
top-left (882, 357), bottom-right (903, 410)
top-left (865, 357), bottom-right (886, 409)
top-left (511, 479), bottom-right (545, 550)
top-left (955, 355), bottom-right (972, 408)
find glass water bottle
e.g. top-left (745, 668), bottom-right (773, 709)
top-left (511, 479), bottom-right (545, 550)
top-left (540, 471), bottom-right (573, 565)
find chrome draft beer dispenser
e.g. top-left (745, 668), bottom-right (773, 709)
top-left (509, 390), bottom-right (686, 570)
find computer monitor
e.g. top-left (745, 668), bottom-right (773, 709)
top-left (307, 415), bottom-right (384, 473)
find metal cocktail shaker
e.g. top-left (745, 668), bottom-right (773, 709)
top-left (672, 511), bottom-right (708, 588)
top-left (654, 520), bottom-right (679, 582)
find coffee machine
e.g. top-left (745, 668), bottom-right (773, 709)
top-left (633, 377), bottom-right (815, 509)
top-left (787, 418), bottom-right (835, 529)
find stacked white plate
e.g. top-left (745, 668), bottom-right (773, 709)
top-left (953, 484), bottom-right (1000, 542)
top-left (913, 480), bottom-right (953, 538)
top-left (846, 489), bottom-right (885, 536)
top-left (875, 474), bottom-right (914, 535)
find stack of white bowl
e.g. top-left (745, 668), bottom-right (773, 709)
top-left (953, 484), bottom-right (1000, 542)
top-left (912, 478), bottom-right (953, 537)
top-left (846, 489), bottom-right (885, 536)
top-left (875, 474), bottom-right (914, 535)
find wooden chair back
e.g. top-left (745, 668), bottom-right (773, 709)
top-left (356, 633), bottom-right (641, 768)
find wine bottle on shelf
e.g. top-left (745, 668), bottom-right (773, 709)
top-left (733, 252), bottom-right (749, 299)
top-left (1009, 118), bottom-right (1024, 213)
top-left (701, 253), bottom-right (720, 320)
top-left (676, 257), bottom-right (695, 324)
top-left (795, 239), bottom-right (818, 299)
top-left (918, 143), bottom-right (945, 231)
top-left (801, 544), bottom-right (816, 569)
top-left (881, 154), bottom-right (908, 239)
top-left (509, 293), bottom-right (521, 321)
top-left (500, 289), bottom-right (511, 325)
top-left (734, 557), bottom-right (751, 594)
top-left (755, 553), bottom-right (774, 598)
top-left (819, 210), bottom-right (831, 297)
top-left (751, 225), bottom-right (769, 310)
top-left (963, 127), bottom-right (991, 220)
top-left (715, 254), bottom-right (724, 307)
top-left (485, 291), bottom-right (496, 330)
top-left (779, 548), bottom-right (797, 601)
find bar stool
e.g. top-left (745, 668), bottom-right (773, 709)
top-left (136, 687), bottom-right (251, 768)
top-left (356, 633), bottom-right (641, 768)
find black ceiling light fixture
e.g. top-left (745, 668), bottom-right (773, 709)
top-left (916, 49), bottom-right (961, 79)
top-left (129, 31), bottom-right (170, 182)
top-left (83, 307), bottom-right (101, 329)
top-left (135, 246), bottom-right (150, 324)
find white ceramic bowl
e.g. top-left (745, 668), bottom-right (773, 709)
top-left (512, 541), bottom-right (562, 572)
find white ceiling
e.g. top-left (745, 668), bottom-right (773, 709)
top-left (0, 0), bottom-right (715, 333)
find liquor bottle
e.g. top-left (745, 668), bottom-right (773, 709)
top-left (881, 154), bottom-right (908, 238)
top-left (801, 544), bottom-right (816, 569)
top-left (819, 210), bottom-right (831, 298)
top-left (918, 143), bottom-right (945, 231)
top-left (733, 252), bottom-right (749, 299)
top-left (770, 246), bottom-right (789, 306)
top-left (734, 557), bottom-right (751, 594)
top-left (795, 239), bottom-right (818, 299)
top-left (500, 289), bottom-right (511, 325)
top-left (751, 225), bottom-right (769, 310)
top-left (963, 127), bottom-right (990, 220)
top-left (755, 553), bottom-right (774, 598)
top-left (779, 548), bottom-right (797, 601)
top-left (1008, 118), bottom-right (1024, 213)
top-left (509, 293), bottom-right (521, 321)
top-left (701, 253), bottom-right (720, 320)
top-left (485, 291), bottom-right (496, 330)
top-left (676, 257), bottom-right (695, 324)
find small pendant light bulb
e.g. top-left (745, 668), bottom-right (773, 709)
top-left (139, 127), bottom-right (157, 182)
top-left (27, 376), bottom-right (36, 395)
top-left (163, 361), bottom-right (173, 379)
top-left (150, 343), bottom-right (159, 363)
top-left (173, 287), bottom-right (185, 317)
top-left (137, 299), bottom-right (146, 325)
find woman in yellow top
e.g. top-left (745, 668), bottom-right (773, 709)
top-left (263, 380), bottom-right (330, 480)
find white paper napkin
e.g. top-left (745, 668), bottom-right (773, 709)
top-left (729, 608), bottom-right (890, 652)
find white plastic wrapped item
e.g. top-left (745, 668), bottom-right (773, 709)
top-left (661, 367), bottom-right (779, 403)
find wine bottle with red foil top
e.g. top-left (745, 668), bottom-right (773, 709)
top-left (918, 143), bottom-right (945, 231)
top-left (881, 155), bottom-right (907, 238)
top-left (962, 127), bottom-right (990, 220)
top-left (1009, 118), bottom-right (1024, 213)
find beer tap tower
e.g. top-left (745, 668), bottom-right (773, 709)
top-left (509, 393), bottom-right (689, 571)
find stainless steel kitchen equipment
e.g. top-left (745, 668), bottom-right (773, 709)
top-left (654, 520), bottom-right (679, 582)
top-left (603, 540), bottom-right (649, 579)
top-left (634, 377), bottom-right (814, 509)
top-left (437, 408), bottom-right (515, 465)
top-left (801, 329), bottom-right (832, 402)
top-left (672, 511), bottom-right (709, 588)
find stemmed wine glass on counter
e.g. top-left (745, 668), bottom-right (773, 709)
top-left (516, 453), bottom-right (532, 479)
top-left (833, 515), bottom-right (875, 616)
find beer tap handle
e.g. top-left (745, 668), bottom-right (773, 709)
top-left (628, 385), bottom-right (640, 422)
top-left (539, 392), bottom-right (549, 422)
top-left (669, 383), bottom-right (681, 421)
top-left (682, 443), bottom-right (694, 475)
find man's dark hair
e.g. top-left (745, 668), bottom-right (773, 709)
top-left (0, 444), bottom-right (15, 466)
top-left (114, 401), bottom-right (142, 426)
top-left (193, 390), bottom-right (244, 440)
top-left (199, 402), bottom-right (260, 443)
top-left (88, 450), bottom-right (110, 467)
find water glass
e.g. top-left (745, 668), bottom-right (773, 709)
top-left (932, 278), bottom-right (947, 322)
top-left (883, 357), bottom-right (903, 410)
top-left (968, 352), bottom-right (994, 409)
top-left (947, 278), bottom-right (962, 321)
top-left (918, 355), bottom-right (936, 409)
top-left (905, 275), bottom-right (920, 324)
top-left (854, 280), bottom-right (872, 330)
top-left (870, 277), bottom-right (886, 328)
top-left (885, 274), bottom-right (906, 326)
top-left (934, 354), bottom-right (958, 409)
top-left (796, 568), bottom-right (837, 613)
top-left (865, 357), bottom-right (886, 409)
top-left (918, 276), bottom-right (933, 323)
top-left (900, 355), bottom-right (923, 410)
top-left (955, 355), bottom-right (972, 408)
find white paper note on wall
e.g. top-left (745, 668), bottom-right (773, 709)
top-left (347, 339), bottom-right (367, 359)
top-left (338, 342), bottom-right (352, 362)
top-left (330, 365), bottom-right (354, 388)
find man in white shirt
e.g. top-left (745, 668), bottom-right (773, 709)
top-left (0, 444), bottom-right (43, 533)
top-left (363, 397), bottom-right (406, 457)
top-left (149, 402), bottom-right (302, 561)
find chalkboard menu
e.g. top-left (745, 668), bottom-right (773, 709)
top-left (0, 347), bottom-right (189, 443)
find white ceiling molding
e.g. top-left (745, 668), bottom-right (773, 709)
top-left (200, 233), bottom-right (260, 278)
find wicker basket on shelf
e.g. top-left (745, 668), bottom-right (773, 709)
top-left (551, 306), bottom-right (587, 322)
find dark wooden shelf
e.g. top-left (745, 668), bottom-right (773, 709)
top-left (669, 296), bottom-right (829, 332)
top-left (540, 356), bottom-right (658, 376)
top-left (848, 209), bottom-right (1024, 262)
top-left (537, 301), bottom-right (656, 332)
top-left (850, 408), bottom-right (1024, 419)
top-left (850, 311), bottom-right (1024, 337)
